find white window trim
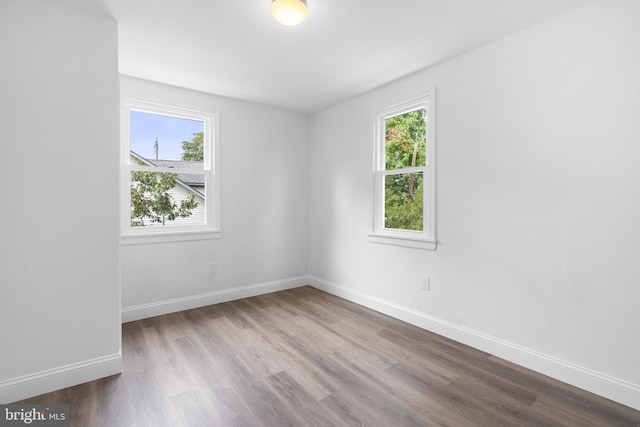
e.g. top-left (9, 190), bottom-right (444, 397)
top-left (369, 90), bottom-right (437, 250)
top-left (120, 99), bottom-right (221, 245)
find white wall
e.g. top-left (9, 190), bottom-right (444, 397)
top-left (308, 0), bottom-right (640, 409)
top-left (120, 77), bottom-right (309, 320)
top-left (0, 0), bottom-right (121, 402)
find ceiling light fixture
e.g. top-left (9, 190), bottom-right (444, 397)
top-left (270, 0), bottom-right (308, 26)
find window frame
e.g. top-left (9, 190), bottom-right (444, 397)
top-left (369, 91), bottom-right (437, 250)
top-left (120, 98), bottom-right (221, 245)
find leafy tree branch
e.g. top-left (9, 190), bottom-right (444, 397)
top-left (131, 171), bottom-right (198, 226)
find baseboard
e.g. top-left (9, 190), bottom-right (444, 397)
top-left (121, 276), bottom-right (309, 323)
top-left (308, 275), bottom-right (640, 412)
top-left (0, 353), bottom-right (122, 404)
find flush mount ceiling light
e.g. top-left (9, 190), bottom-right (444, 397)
top-left (270, 0), bottom-right (308, 26)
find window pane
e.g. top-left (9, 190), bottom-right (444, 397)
top-left (130, 110), bottom-right (204, 165)
top-left (384, 172), bottom-right (423, 231)
top-left (385, 108), bottom-right (426, 170)
top-left (130, 171), bottom-right (205, 227)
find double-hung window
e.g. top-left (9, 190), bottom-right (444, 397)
top-left (370, 91), bottom-right (436, 250)
top-left (121, 99), bottom-right (220, 243)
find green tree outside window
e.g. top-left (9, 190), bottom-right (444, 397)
top-left (384, 109), bottom-right (426, 231)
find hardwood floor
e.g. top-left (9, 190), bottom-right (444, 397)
top-left (17, 286), bottom-right (640, 426)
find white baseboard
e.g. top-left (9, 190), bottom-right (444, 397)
top-left (308, 275), bottom-right (640, 412)
top-left (121, 276), bottom-right (309, 323)
top-left (0, 353), bottom-right (122, 404)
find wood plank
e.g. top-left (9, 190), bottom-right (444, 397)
top-left (14, 286), bottom-right (640, 426)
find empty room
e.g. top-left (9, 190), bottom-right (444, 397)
top-left (1, 0), bottom-right (639, 425)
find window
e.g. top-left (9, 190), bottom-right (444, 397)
top-left (121, 99), bottom-right (220, 243)
top-left (370, 91), bottom-right (436, 250)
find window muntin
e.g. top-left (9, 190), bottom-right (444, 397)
top-left (371, 92), bottom-right (436, 249)
top-left (122, 100), bottom-right (219, 240)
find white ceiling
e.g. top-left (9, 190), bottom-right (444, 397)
top-left (60, 0), bottom-right (594, 114)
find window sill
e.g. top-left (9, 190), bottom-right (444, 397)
top-left (121, 229), bottom-right (222, 246)
top-left (368, 233), bottom-right (437, 250)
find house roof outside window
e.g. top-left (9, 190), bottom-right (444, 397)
top-left (130, 151), bottom-right (205, 197)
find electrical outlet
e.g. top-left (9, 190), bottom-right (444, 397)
top-left (208, 262), bottom-right (217, 275)
top-left (421, 276), bottom-right (430, 291)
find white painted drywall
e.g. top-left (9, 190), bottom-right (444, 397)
top-left (120, 77), bottom-right (309, 316)
top-left (309, 0), bottom-right (640, 403)
top-left (0, 0), bottom-right (121, 401)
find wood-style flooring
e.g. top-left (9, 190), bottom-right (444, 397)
top-left (17, 286), bottom-right (640, 426)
